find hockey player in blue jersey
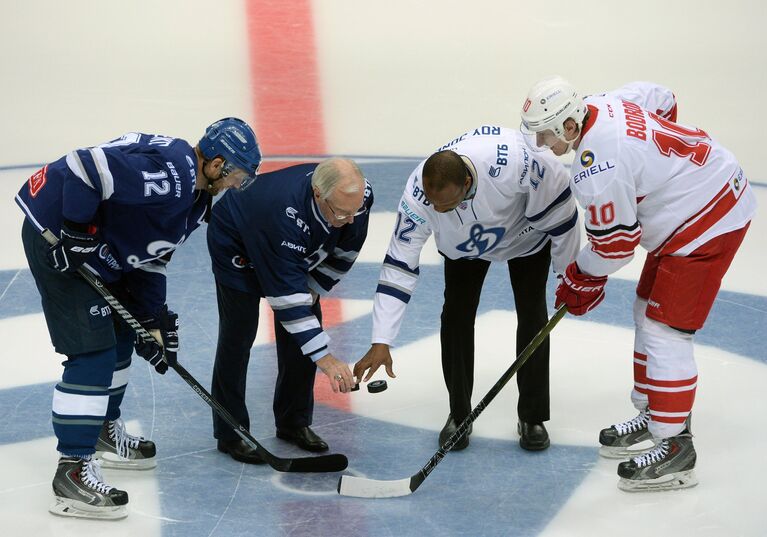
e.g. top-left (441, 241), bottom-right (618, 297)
top-left (207, 158), bottom-right (372, 462)
top-left (16, 117), bottom-right (261, 519)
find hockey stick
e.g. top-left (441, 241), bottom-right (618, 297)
top-left (337, 305), bottom-right (568, 497)
top-left (42, 229), bottom-right (348, 473)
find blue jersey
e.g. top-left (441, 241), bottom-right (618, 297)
top-left (16, 132), bottom-right (211, 320)
top-left (207, 163), bottom-right (373, 361)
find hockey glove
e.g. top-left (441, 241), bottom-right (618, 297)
top-left (134, 306), bottom-right (179, 374)
top-left (47, 220), bottom-right (100, 273)
top-left (555, 262), bottom-right (608, 316)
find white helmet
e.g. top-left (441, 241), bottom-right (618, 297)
top-left (520, 76), bottom-right (586, 138)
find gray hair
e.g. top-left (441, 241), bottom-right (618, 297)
top-left (311, 158), bottom-right (363, 200)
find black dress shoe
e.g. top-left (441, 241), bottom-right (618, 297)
top-left (518, 421), bottom-right (550, 451)
top-left (439, 414), bottom-right (472, 451)
top-left (217, 438), bottom-right (266, 464)
top-left (276, 426), bottom-right (329, 452)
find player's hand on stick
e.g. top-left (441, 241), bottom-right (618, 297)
top-left (555, 262), bottom-right (608, 316)
top-left (47, 221), bottom-right (100, 273)
top-left (134, 306), bottom-right (179, 374)
top-left (354, 344), bottom-right (396, 384)
top-left (316, 354), bottom-right (355, 393)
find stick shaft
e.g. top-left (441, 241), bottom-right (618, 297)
top-left (412, 305), bottom-right (567, 490)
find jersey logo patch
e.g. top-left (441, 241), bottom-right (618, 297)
top-left (489, 165), bottom-right (501, 177)
top-left (28, 165), bottom-right (48, 198)
top-left (580, 150), bottom-right (595, 167)
top-left (455, 224), bottom-right (504, 257)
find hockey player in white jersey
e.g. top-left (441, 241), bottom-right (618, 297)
top-left (520, 77), bottom-right (756, 491)
top-left (354, 126), bottom-right (581, 451)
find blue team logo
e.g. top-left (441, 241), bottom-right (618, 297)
top-left (455, 224), bottom-right (505, 257)
top-left (580, 150), bottom-right (595, 167)
top-left (489, 165), bottom-right (501, 177)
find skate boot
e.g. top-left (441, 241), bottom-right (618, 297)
top-left (95, 418), bottom-right (157, 470)
top-left (49, 456), bottom-right (129, 519)
top-left (617, 430), bottom-right (698, 492)
top-left (599, 408), bottom-right (656, 459)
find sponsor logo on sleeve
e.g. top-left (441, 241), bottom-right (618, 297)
top-left (400, 200), bottom-right (426, 225)
top-left (573, 151), bottom-right (616, 184)
top-left (28, 165), bottom-right (48, 198)
top-left (411, 182), bottom-right (431, 207)
top-left (580, 150), bottom-right (595, 167)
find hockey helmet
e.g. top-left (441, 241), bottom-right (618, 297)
top-left (199, 117), bottom-right (262, 189)
top-left (520, 76), bottom-right (586, 140)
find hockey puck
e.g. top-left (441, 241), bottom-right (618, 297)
top-left (350, 383), bottom-right (360, 392)
top-left (367, 380), bottom-right (388, 393)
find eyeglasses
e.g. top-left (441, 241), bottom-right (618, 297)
top-left (325, 198), bottom-right (366, 220)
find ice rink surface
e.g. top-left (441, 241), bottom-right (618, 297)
top-left (1, 2), bottom-right (765, 536)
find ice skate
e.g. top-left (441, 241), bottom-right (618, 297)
top-left (95, 418), bottom-right (157, 470)
top-left (617, 431), bottom-right (698, 492)
top-left (599, 408), bottom-right (656, 459)
top-left (49, 456), bottom-right (128, 519)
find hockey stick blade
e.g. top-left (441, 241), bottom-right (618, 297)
top-left (172, 362), bottom-right (349, 473)
top-left (337, 306), bottom-right (568, 498)
top-left (41, 228), bottom-right (348, 475)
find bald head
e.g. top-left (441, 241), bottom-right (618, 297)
top-left (422, 150), bottom-right (471, 213)
top-left (422, 150), bottom-right (467, 192)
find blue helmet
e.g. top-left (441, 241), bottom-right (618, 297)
top-left (199, 117), bottom-right (262, 188)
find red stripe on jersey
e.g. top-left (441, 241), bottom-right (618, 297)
top-left (654, 181), bottom-right (740, 256)
top-left (588, 231), bottom-right (641, 258)
top-left (587, 229), bottom-right (642, 243)
top-left (580, 105), bottom-right (600, 138)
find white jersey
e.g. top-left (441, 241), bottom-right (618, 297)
top-left (372, 126), bottom-right (581, 345)
top-left (572, 82), bottom-right (757, 277)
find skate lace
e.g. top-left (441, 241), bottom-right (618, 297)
top-left (632, 439), bottom-right (670, 468)
top-left (80, 458), bottom-right (113, 494)
top-left (614, 410), bottom-right (649, 436)
top-left (109, 418), bottom-right (145, 458)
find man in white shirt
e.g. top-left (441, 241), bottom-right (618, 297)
top-left (354, 126), bottom-right (581, 451)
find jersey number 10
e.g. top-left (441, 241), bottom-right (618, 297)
top-left (649, 113), bottom-right (711, 167)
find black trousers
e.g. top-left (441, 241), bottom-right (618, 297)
top-left (211, 281), bottom-right (321, 441)
top-left (440, 242), bottom-right (551, 424)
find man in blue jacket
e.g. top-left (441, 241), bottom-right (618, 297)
top-left (207, 158), bottom-right (372, 462)
top-left (16, 118), bottom-right (261, 519)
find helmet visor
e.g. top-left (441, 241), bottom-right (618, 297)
top-left (520, 123), bottom-right (560, 153)
top-left (222, 161), bottom-right (258, 190)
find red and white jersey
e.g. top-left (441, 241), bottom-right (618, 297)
top-left (571, 82), bottom-right (757, 277)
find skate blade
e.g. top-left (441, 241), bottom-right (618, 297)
top-left (617, 470), bottom-right (698, 492)
top-left (96, 452), bottom-right (157, 470)
top-left (49, 497), bottom-right (128, 520)
top-left (599, 441), bottom-right (657, 459)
